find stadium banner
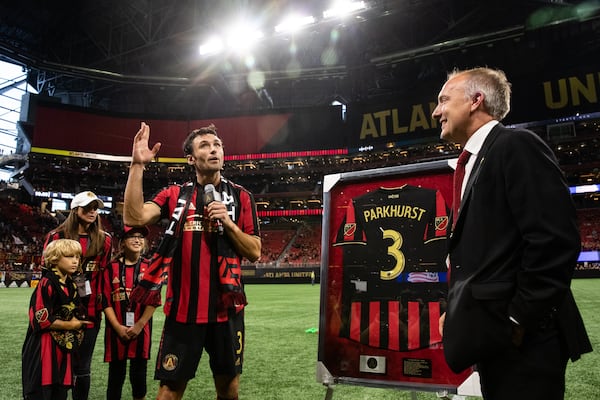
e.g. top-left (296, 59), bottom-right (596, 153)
top-left (344, 65), bottom-right (600, 149)
top-left (317, 159), bottom-right (474, 395)
top-left (28, 63), bottom-right (600, 158)
top-left (1, 271), bottom-right (36, 288)
top-left (241, 266), bottom-right (319, 284)
top-left (575, 262), bottom-right (600, 278)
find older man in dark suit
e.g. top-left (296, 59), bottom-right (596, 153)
top-left (432, 67), bottom-right (592, 400)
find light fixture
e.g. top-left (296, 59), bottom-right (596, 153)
top-left (226, 22), bottom-right (264, 55)
top-left (199, 36), bottom-right (224, 56)
top-left (275, 14), bottom-right (316, 34)
top-left (323, 1), bottom-right (366, 19)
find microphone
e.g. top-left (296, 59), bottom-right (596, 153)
top-left (204, 184), bottom-right (224, 235)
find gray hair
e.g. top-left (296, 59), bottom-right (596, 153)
top-left (448, 67), bottom-right (512, 120)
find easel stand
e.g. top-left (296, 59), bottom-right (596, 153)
top-left (322, 382), bottom-right (468, 400)
top-left (318, 362), bottom-right (477, 400)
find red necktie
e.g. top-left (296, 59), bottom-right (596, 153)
top-left (452, 150), bottom-right (471, 226)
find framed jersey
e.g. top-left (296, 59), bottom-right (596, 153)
top-left (317, 159), bottom-right (474, 394)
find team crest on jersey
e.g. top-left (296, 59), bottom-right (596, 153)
top-left (112, 289), bottom-right (126, 302)
top-left (343, 223), bottom-right (357, 237)
top-left (435, 216), bottom-right (449, 231)
top-left (35, 308), bottom-right (49, 323)
top-left (85, 261), bottom-right (97, 272)
top-left (162, 353), bottom-right (179, 371)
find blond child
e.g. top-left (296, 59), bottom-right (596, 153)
top-left (22, 239), bottom-right (91, 400)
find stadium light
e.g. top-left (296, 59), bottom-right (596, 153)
top-left (323, 1), bottom-right (366, 19)
top-left (199, 36), bottom-right (225, 56)
top-left (274, 14), bottom-right (316, 34)
top-left (198, 21), bottom-right (264, 57)
top-left (197, 4), bottom-right (373, 60)
top-left (225, 22), bottom-right (264, 55)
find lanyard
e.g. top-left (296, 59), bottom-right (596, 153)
top-left (119, 257), bottom-right (141, 310)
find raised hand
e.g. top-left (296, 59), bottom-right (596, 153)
top-left (132, 122), bottom-right (161, 165)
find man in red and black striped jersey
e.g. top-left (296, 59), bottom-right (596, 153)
top-left (333, 185), bottom-right (449, 352)
top-left (123, 122), bottom-right (261, 400)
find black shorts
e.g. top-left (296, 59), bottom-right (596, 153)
top-left (155, 311), bottom-right (244, 382)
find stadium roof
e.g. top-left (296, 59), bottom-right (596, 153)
top-left (1, 0), bottom-right (599, 118)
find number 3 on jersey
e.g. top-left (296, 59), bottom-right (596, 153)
top-left (380, 228), bottom-right (405, 280)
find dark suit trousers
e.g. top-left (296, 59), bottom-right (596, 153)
top-left (477, 323), bottom-right (569, 400)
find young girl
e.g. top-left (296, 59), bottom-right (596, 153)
top-left (22, 239), bottom-right (91, 400)
top-left (43, 191), bottom-right (113, 400)
top-left (102, 225), bottom-right (156, 400)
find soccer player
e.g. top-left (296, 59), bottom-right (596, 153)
top-left (101, 225), bottom-right (155, 400)
top-left (123, 122), bottom-right (261, 400)
top-left (22, 239), bottom-right (91, 400)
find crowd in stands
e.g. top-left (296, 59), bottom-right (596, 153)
top-left (5, 189), bottom-right (600, 275)
top-left (16, 129), bottom-right (600, 206)
top-left (0, 197), bottom-right (56, 273)
top-left (3, 123), bottom-right (600, 275)
top-left (255, 222), bottom-right (322, 266)
top-left (578, 208), bottom-right (600, 251)
top-left (280, 224), bottom-right (322, 265)
top-left (259, 228), bottom-right (297, 264)
top-left (0, 193), bottom-right (324, 276)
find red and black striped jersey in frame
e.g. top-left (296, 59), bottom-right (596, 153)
top-left (151, 178), bottom-right (260, 324)
top-left (101, 258), bottom-right (153, 362)
top-left (333, 185), bottom-right (449, 351)
top-left (43, 231), bottom-right (113, 328)
top-left (22, 274), bottom-right (79, 394)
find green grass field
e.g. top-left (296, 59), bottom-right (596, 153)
top-left (1, 281), bottom-right (598, 399)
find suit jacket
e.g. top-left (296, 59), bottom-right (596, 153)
top-left (442, 123), bottom-right (592, 373)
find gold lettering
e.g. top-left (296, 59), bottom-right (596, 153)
top-left (544, 79), bottom-right (569, 109)
top-left (364, 205), bottom-right (427, 221)
top-left (409, 104), bottom-right (431, 131)
top-left (429, 102), bottom-right (438, 129)
top-left (392, 109), bottom-right (408, 134)
top-left (569, 74), bottom-right (597, 106)
top-left (373, 110), bottom-right (391, 136)
top-left (360, 103), bottom-right (437, 140)
top-left (360, 113), bottom-right (379, 139)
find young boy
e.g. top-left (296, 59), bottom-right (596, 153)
top-left (22, 238), bottom-right (91, 400)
